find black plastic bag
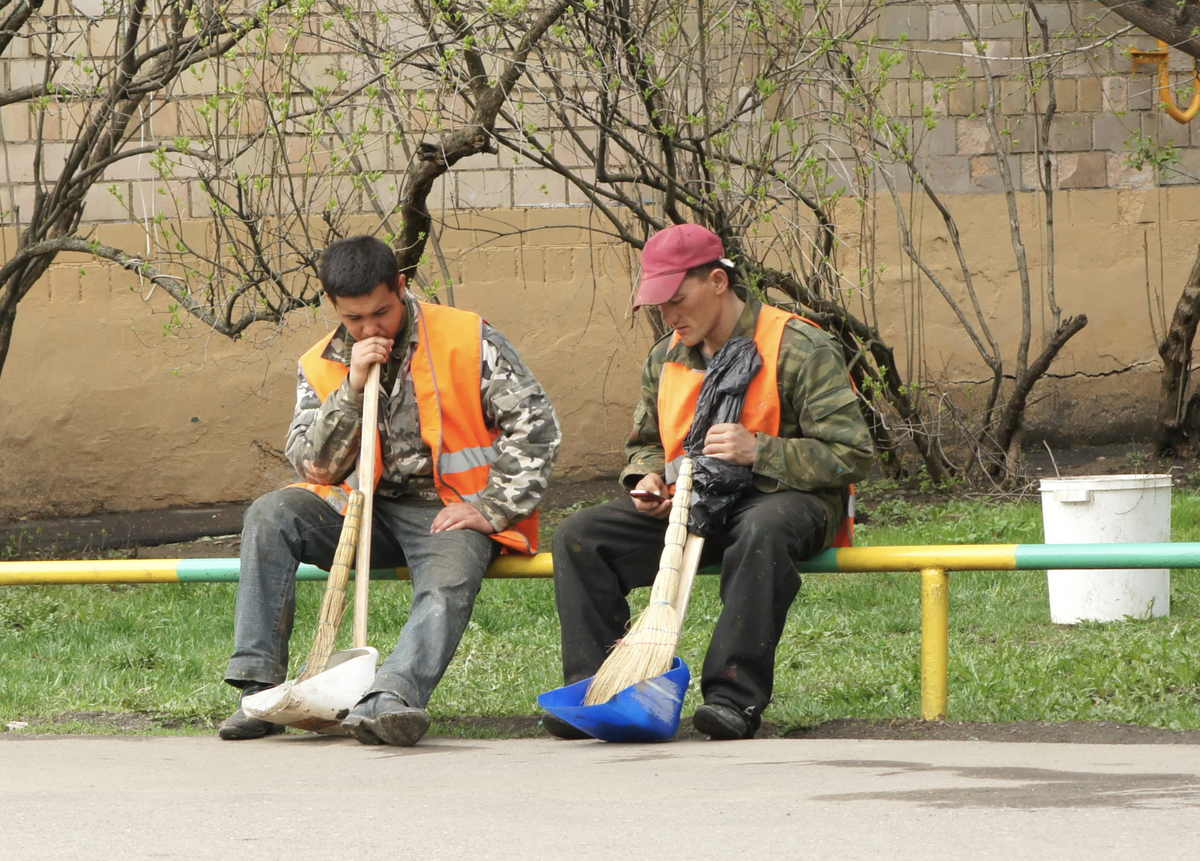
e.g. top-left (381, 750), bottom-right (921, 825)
top-left (682, 336), bottom-right (763, 537)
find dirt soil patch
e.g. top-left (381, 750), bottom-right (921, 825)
top-left (418, 715), bottom-right (1200, 744)
top-left (7, 714), bottom-right (1200, 745)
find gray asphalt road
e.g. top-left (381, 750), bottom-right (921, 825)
top-left (4, 734), bottom-right (1199, 860)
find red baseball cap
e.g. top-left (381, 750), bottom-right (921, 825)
top-left (633, 223), bottom-right (730, 309)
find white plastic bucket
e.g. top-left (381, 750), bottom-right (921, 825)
top-left (1039, 474), bottom-right (1172, 624)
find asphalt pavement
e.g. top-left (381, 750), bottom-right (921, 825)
top-left (3, 734), bottom-right (1199, 860)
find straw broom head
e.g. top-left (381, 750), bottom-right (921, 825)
top-left (584, 460), bottom-right (695, 705)
top-left (296, 489), bottom-right (364, 683)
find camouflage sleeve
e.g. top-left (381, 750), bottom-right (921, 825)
top-left (619, 338), bottom-right (670, 489)
top-left (754, 322), bottom-right (875, 491)
top-left (474, 325), bottom-right (562, 532)
top-left (284, 364), bottom-right (365, 485)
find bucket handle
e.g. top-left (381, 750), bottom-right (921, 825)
top-left (1053, 489), bottom-right (1093, 503)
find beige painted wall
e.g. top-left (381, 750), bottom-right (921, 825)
top-left (0, 210), bottom-right (653, 520)
top-left (2, 190), bottom-right (1196, 520)
top-left (859, 187), bottom-right (1193, 445)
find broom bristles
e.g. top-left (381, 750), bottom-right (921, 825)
top-left (583, 460), bottom-right (695, 705)
top-left (296, 490), bottom-right (364, 683)
top-left (584, 602), bottom-right (680, 705)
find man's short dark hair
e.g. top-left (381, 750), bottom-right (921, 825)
top-left (319, 235), bottom-right (401, 298)
top-left (686, 259), bottom-right (735, 287)
top-left (685, 259), bottom-right (747, 300)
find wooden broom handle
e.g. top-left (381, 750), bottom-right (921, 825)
top-left (648, 457), bottom-right (693, 607)
top-left (665, 457), bottom-right (703, 623)
top-left (674, 533), bottom-right (705, 625)
top-left (353, 363), bottom-right (381, 649)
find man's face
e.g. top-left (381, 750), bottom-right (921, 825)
top-left (656, 269), bottom-right (724, 348)
top-left (328, 277), bottom-right (407, 343)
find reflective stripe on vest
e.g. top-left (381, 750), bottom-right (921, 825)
top-left (657, 304), bottom-right (854, 548)
top-left (291, 302), bottom-right (539, 554)
top-left (439, 441), bottom-right (501, 476)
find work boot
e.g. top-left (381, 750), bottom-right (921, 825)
top-left (344, 691), bottom-right (431, 747)
top-left (218, 683), bottom-right (286, 741)
top-left (540, 712), bottom-right (591, 740)
top-left (692, 703), bottom-right (754, 740)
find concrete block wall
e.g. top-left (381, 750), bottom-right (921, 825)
top-left (0, 3), bottom-right (1194, 225)
top-left (877, 1), bottom-right (1199, 194)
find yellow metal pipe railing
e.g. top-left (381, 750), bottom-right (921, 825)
top-left (7, 542), bottom-right (1200, 723)
top-left (920, 568), bottom-right (949, 721)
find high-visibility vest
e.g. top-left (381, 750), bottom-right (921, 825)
top-left (657, 303), bottom-right (855, 547)
top-left (291, 301), bottom-right (539, 554)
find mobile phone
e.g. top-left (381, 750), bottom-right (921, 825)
top-left (629, 489), bottom-right (668, 503)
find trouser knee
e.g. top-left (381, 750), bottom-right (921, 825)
top-left (552, 508), bottom-right (595, 557)
top-left (243, 488), bottom-right (320, 533)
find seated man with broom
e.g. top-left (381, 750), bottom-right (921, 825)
top-left (221, 235), bottom-right (561, 746)
top-left (549, 223), bottom-right (873, 740)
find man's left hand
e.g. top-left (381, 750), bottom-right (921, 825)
top-left (431, 502), bottom-right (496, 535)
top-left (702, 422), bottom-right (757, 466)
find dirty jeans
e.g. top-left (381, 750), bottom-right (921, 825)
top-left (552, 490), bottom-right (827, 731)
top-left (225, 487), bottom-right (499, 709)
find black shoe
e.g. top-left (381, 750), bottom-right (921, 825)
top-left (218, 684), bottom-right (286, 740)
top-left (692, 703), bottom-right (753, 740)
top-left (541, 712), bottom-right (591, 740)
top-left (343, 691), bottom-right (431, 747)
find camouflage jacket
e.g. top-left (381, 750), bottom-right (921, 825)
top-left (622, 295), bottom-right (875, 547)
top-left (285, 293), bottom-right (561, 532)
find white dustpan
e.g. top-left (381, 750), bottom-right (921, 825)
top-left (243, 365), bottom-right (382, 735)
top-left (243, 646), bottom-right (379, 733)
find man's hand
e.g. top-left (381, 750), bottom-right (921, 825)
top-left (431, 502), bottom-right (496, 535)
top-left (632, 473), bottom-right (672, 519)
top-left (348, 336), bottom-right (393, 394)
top-left (703, 422), bottom-right (757, 466)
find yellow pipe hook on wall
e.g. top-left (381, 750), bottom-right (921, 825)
top-left (1131, 39), bottom-right (1200, 124)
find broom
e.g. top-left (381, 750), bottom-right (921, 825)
top-left (584, 456), bottom-right (702, 705)
top-left (295, 362), bottom-right (380, 682)
top-left (243, 365), bottom-right (380, 732)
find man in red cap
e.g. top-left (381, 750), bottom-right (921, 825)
top-left (547, 223), bottom-right (874, 740)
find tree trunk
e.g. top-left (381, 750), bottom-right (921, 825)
top-left (988, 313), bottom-right (1089, 481)
top-left (0, 255), bottom-right (55, 382)
top-left (1154, 245), bottom-right (1200, 456)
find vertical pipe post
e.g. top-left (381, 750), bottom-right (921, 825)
top-left (920, 567), bottom-right (949, 720)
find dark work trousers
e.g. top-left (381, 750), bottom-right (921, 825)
top-left (553, 490), bottom-right (827, 729)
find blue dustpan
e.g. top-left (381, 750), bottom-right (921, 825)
top-left (537, 658), bottom-right (690, 742)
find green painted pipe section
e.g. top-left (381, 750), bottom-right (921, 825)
top-left (793, 549), bottom-right (841, 574)
top-left (176, 559), bottom-right (241, 582)
top-left (175, 559), bottom-right (414, 583)
top-left (1013, 543), bottom-right (1200, 570)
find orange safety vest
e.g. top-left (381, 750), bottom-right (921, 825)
top-left (657, 304), bottom-right (855, 547)
top-left (291, 301), bottom-right (539, 554)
